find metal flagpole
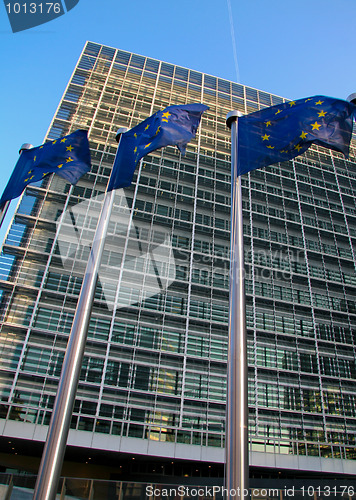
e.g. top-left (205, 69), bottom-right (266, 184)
top-left (0, 201), bottom-right (10, 230)
top-left (225, 110), bottom-right (249, 499)
top-left (0, 143), bottom-right (33, 229)
top-left (33, 128), bottom-right (127, 500)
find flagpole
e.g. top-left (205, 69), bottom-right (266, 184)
top-left (225, 110), bottom-right (249, 499)
top-left (0, 143), bottom-right (33, 229)
top-left (0, 201), bottom-right (10, 229)
top-left (33, 128), bottom-right (127, 500)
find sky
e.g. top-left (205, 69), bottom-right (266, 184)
top-left (0, 0), bottom-right (355, 241)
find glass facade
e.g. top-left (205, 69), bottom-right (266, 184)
top-left (0, 42), bottom-right (356, 475)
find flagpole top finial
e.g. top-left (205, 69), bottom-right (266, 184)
top-left (19, 143), bottom-right (33, 154)
top-left (347, 93), bottom-right (356, 105)
top-left (226, 110), bottom-right (243, 129)
top-left (115, 128), bottom-right (128, 142)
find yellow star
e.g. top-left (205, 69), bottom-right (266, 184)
top-left (294, 144), bottom-right (303, 152)
top-left (134, 147), bottom-right (137, 153)
top-left (155, 126), bottom-right (161, 136)
top-left (275, 109), bottom-right (282, 115)
top-left (300, 131), bottom-right (308, 139)
top-left (52, 140), bottom-right (57, 145)
top-left (162, 111), bottom-right (171, 122)
top-left (261, 134), bottom-right (270, 141)
top-left (66, 145), bottom-right (74, 152)
top-left (145, 124), bottom-right (150, 131)
top-left (57, 164), bottom-right (63, 169)
top-left (318, 110), bottom-right (327, 117)
top-left (289, 101), bottom-right (296, 107)
top-left (315, 100), bottom-right (324, 105)
top-left (266, 145), bottom-right (275, 149)
top-left (265, 121), bottom-right (272, 127)
top-left (24, 175), bottom-right (35, 182)
top-left (144, 142), bottom-right (152, 149)
top-left (33, 156), bottom-right (37, 162)
top-left (305, 98), bottom-right (312, 102)
top-left (66, 157), bottom-right (73, 163)
top-left (60, 138), bottom-right (67, 143)
top-left (39, 146), bottom-right (44, 149)
top-left (311, 121), bottom-right (321, 130)
top-left (134, 133), bottom-right (137, 139)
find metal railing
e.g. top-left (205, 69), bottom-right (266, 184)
top-left (0, 474), bottom-right (356, 500)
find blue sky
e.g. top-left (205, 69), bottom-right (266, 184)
top-left (1, 0), bottom-right (355, 239)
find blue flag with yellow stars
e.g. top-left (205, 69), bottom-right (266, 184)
top-left (0, 129), bottom-right (91, 206)
top-left (237, 95), bottom-right (355, 176)
top-left (108, 103), bottom-right (208, 191)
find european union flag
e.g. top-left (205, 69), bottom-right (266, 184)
top-left (107, 103), bottom-right (208, 191)
top-left (237, 96), bottom-right (355, 176)
top-left (0, 129), bottom-right (91, 206)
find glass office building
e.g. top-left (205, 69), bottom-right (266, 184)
top-left (0, 41), bottom-right (355, 482)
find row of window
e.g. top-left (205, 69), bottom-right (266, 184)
top-left (4, 331), bottom-right (355, 388)
top-left (4, 394), bottom-right (356, 458)
top-left (5, 378), bottom-right (356, 440)
top-left (3, 287), bottom-right (355, 349)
